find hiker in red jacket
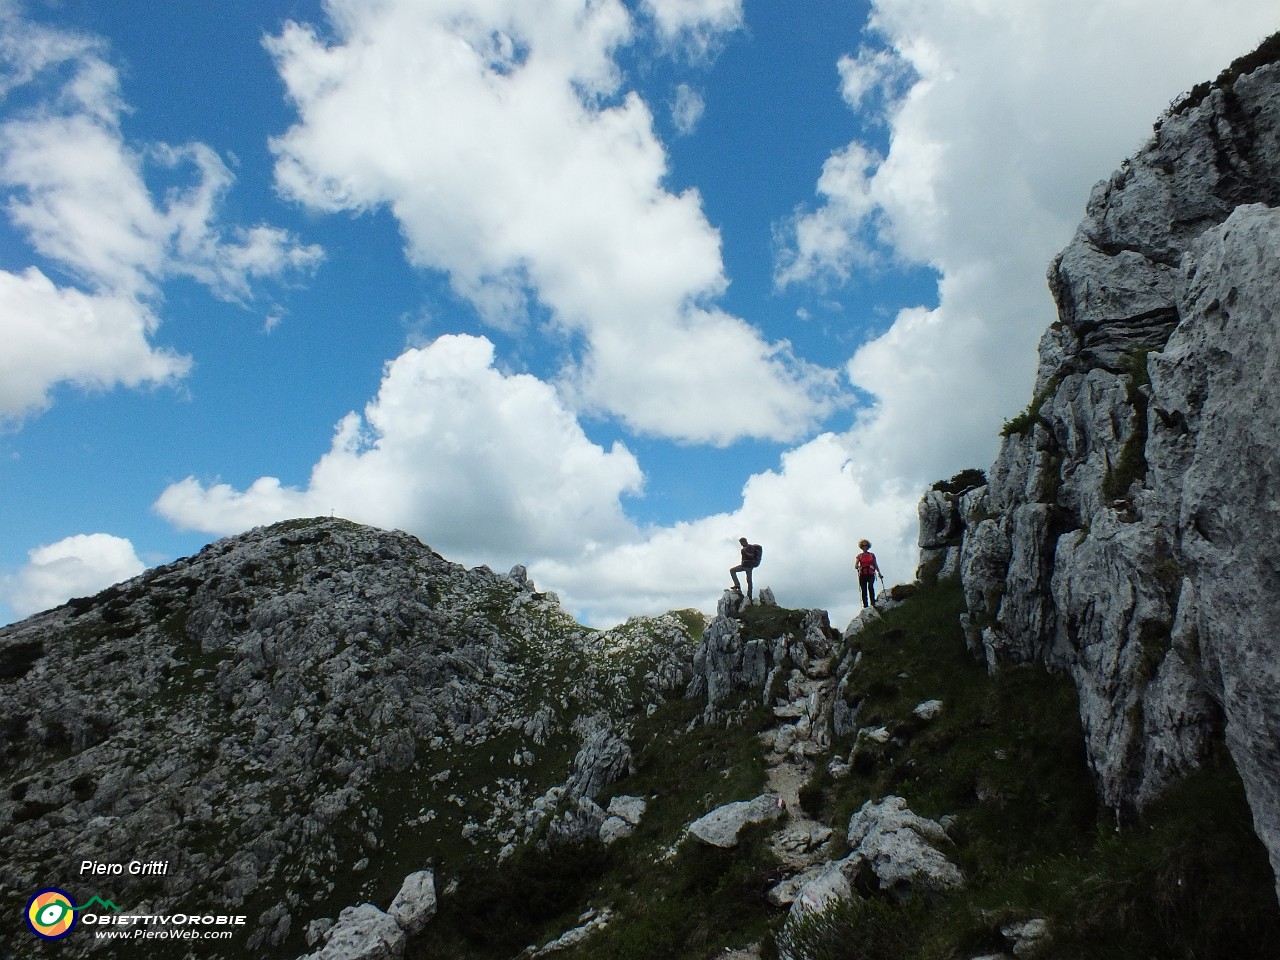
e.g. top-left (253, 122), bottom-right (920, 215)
top-left (856, 539), bottom-right (881, 609)
top-left (730, 537), bottom-right (763, 599)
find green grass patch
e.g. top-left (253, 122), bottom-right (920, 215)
top-left (413, 692), bottom-right (778, 960)
top-left (817, 582), bottom-right (1096, 856)
top-left (773, 580), bottom-right (1280, 960)
top-left (737, 603), bottom-right (810, 643)
top-left (581, 825), bottom-right (781, 960)
top-left (1044, 757), bottom-right (1280, 958)
top-left (1001, 376), bottom-right (1061, 438)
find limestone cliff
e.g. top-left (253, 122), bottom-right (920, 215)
top-left (931, 38), bottom-right (1280, 898)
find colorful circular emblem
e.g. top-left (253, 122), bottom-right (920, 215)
top-left (26, 888), bottom-right (77, 940)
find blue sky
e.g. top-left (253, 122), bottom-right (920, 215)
top-left (2, 0), bottom-right (1275, 628)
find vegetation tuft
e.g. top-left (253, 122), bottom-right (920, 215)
top-left (1102, 347), bottom-right (1155, 503)
top-left (931, 468), bottom-right (988, 497)
top-left (1165, 31), bottom-right (1280, 120)
top-left (1000, 376), bottom-right (1062, 438)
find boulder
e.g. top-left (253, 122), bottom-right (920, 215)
top-left (688, 795), bottom-right (786, 849)
top-left (788, 859), bottom-right (854, 919)
top-left (912, 700), bottom-right (944, 721)
top-left (387, 870), bottom-right (436, 936)
top-left (598, 816), bottom-right (634, 845)
top-left (606, 794), bottom-right (647, 826)
top-left (846, 796), bottom-right (962, 894)
top-left (301, 903), bottom-right (405, 960)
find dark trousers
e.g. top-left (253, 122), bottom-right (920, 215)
top-left (859, 573), bottom-right (877, 608)
top-left (730, 564), bottom-right (754, 597)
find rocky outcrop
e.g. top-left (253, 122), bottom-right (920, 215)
top-left (687, 591), bottom-right (774, 709)
top-left (688, 590), bottom-right (839, 717)
top-left (688, 795), bottom-right (787, 849)
top-left (777, 796), bottom-right (963, 959)
top-left (387, 870), bottom-right (437, 936)
top-left (302, 903), bottom-right (406, 960)
top-left (844, 796), bottom-right (963, 895)
top-left (940, 46), bottom-right (1280, 897)
top-left (0, 518), bottom-right (698, 958)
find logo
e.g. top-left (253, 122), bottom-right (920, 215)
top-left (25, 888), bottom-right (78, 940)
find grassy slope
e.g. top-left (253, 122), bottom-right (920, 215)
top-left (417, 580), bottom-right (1280, 960)
top-left (780, 581), bottom-right (1280, 960)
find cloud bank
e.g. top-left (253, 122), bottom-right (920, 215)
top-left (2, 534), bottom-right (145, 620)
top-left (9, 1), bottom-right (1269, 630)
top-left (0, 12), bottom-right (321, 424)
top-left (156, 334), bottom-right (644, 568)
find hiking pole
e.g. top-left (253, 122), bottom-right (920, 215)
top-left (878, 571), bottom-right (886, 602)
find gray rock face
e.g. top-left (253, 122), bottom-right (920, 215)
top-left (845, 796), bottom-right (963, 894)
top-left (688, 594), bottom-right (838, 718)
top-left (688, 794), bottom-right (786, 849)
top-left (387, 870), bottom-right (437, 936)
top-left (1144, 205), bottom-right (1280, 886)
top-left (0, 518), bottom-right (699, 957)
top-left (302, 903), bottom-right (405, 960)
top-left (941, 51), bottom-right (1280, 900)
top-left (566, 716), bottom-right (632, 801)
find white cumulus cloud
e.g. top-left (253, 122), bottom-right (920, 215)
top-left (155, 334), bottom-right (645, 568)
top-left (0, 11), bottom-right (322, 424)
top-left (0, 267), bottom-right (191, 420)
top-left (265, 0), bottom-right (831, 444)
top-left (770, 0), bottom-right (1280, 561)
top-left (642, 0), bottom-right (742, 57)
top-left (3, 533), bottom-right (145, 621)
top-left (672, 83), bottom-right (705, 134)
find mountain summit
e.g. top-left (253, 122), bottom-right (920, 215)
top-left (1, 517), bottom-right (698, 956)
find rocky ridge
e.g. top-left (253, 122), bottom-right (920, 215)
top-left (0, 517), bottom-right (697, 958)
top-left (922, 40), bottom-right (1280, 898)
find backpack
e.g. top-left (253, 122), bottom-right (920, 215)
top-left (856, 551), bottom-right (877, 577)
top-left (744, 543), bottom-right (763, 568)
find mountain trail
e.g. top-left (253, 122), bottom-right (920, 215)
top-left (761, 669), bottom-right (836, 874)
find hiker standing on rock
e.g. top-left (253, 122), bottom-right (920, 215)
top-left (856, 539), bottom-right (881, 609)
top-left (730, 537), bottom-right (763, 599)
